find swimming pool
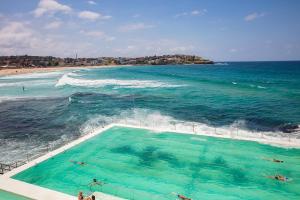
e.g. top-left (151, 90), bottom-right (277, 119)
top-left (0, 190), bottom-right (31, 200)
top-left (12, 126), bottom-right (300, 199)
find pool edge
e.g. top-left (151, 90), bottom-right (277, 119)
top-left (0, 123), bottom-right (299, 200)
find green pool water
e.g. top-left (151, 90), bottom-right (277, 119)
top-left (13, 126), bottom-right (300, 200)
top-left (0, 190), bottom-right (31, 200)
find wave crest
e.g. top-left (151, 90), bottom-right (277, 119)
top-left (80, 108), bottom-right (300, 148)
top-left (56, 73), bottom-right (185, 88)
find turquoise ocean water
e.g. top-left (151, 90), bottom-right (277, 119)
top-left (0, 62), bottom-right (300, 163)
top-left (13, 126), bottom-right (300, 200)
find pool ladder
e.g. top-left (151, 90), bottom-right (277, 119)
top-left (0, 161), bottom-right (26, 175)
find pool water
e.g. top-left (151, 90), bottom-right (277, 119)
top-left (0, 190), bottom-right (31, 200)
top-left (13, 126), bottom-right (300, 200)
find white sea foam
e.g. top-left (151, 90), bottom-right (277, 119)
top-left (81, 108), bottom-right (300, 148)
top-left (0, 96), bottom-right (61, 104)
top-left (56, 73), bottom-right (185, 88)
top-left (0, 79), bottom-right (54, 88)
top-left (215, 62), bottom-right (229, 66)
top-left (0, 71), bottom-right (64, 79)
top-left (257, 85), bottom-right (267, 89)
top-left (232, 82), bottom-right (237, 85)
top-left (0, 133), bottom-right (71, 163)
top-left (250, 84), bottom-right (267, 89)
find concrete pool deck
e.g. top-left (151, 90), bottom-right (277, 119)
top-left (0, 123), bottom-right (299, 199)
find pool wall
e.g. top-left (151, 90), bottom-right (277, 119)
top-left (0, 123), bottom-right (299, 200)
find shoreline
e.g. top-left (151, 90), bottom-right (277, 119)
top-left (0, 63), bottom-right (214, 77)
top-left (0, 65), bottom-right (131, 77)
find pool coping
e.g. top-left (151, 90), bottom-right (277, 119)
top-left (0, 123), bottom-right (299, 200)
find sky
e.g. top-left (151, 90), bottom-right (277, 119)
top-left (0, 0), bottom-right (300, 61)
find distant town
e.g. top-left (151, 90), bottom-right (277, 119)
top-left (0, 55), bottom-right (213, 68)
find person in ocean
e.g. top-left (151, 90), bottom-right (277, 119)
top-left (70, 160), bottom-right (85, 166)
top-left (22, 86), bottom-right (25, 91)
top-left (267, 175), bottom-right (289, 182)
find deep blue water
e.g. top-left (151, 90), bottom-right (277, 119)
top-left (0, 61), bottom-right (299, 163)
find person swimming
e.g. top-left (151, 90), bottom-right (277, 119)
top-left (176, 194), bottom-right (191, 200)
top-left (89, 178), bottom-right (105, 187)
top-left (70, 160), bottom-right (85, 166)
top-left (267, 175), bottom-right (289, 182)
top-left (272, 159), bottom-right (284, 163)
top-left (171, 192), bottom-right (192, 200)
top-left (263, 157), bottom-right (284, 163)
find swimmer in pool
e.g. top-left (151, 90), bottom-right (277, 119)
top-left (171, 193), bottom-right (191, 200)
top-left (70, 160), bottom-right (85, 166)
top-left (89, 178), bottom-right (105, 187)
top-left (177, 194), bottom-right (191, 200)
top-left (267, 175), bottom-right (289, 182)
top-left (263, 157), bottom-right (284, 163)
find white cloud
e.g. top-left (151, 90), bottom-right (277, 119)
top-left (0, 22), bottom-right (34, 51)
top-left (191, 10), bottom-right (201, 15)
top-left (174, 12), bottom-right (188, 18)
top-left (114, 45), bottom-right (137, 54)
top-left (81, 30), bottom-right (115, 41)
top-left (132, 14), bottom-right (140, 18)
top-left (78, 11), bottom-right (111, 21)
top-left (44, 21), bottom-right (62, 29)
top-left (119, 23), bottom-right (154, 32)
top-left (88, 1), bottom-right (97, 5)
top-left (169, 46), bottom-right (194, 53)
top-left (230, 48), bottom-right (238, 53)
top-left (0, 21), bottom-right (94, 57)
top-left (175, 9), bottom-right (207, 18)
top-left (113, 39), bottom-right (195, 56)
top-left (33, 0), bottom-right (71, 17)
top-left (244, 12), bottom-right (265, 21)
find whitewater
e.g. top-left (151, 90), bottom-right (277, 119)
top-left (0, 62), bottom-right (300, 163)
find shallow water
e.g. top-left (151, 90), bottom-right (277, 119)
top-left (13, 126), bottom-right (300, 200)
top-left (0, 62), bottom-right (300, 163)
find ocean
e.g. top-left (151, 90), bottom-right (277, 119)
top-left (0, 61), bottom-right (300, 163)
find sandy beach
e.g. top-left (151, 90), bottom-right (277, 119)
top-left (0, 65), bottom-right (125, 77)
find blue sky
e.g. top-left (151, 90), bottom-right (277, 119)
top-left (0, 0), bottom-right (299, 61)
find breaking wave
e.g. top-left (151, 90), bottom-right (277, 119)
top-left (0, 71), bottom-right (64, 79)
top-left (0, 79), bottom-right (55, 88)
top-left (215, 62), bottom-right (229, 66)
top-left (0, 133), bottom-right (71, 163)
top-left (80, 108), bottom-right (300, 148)
top-left (250, 84), bottom-right (267, 89)
top-left (56, 73), bottom-right (186, 88)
